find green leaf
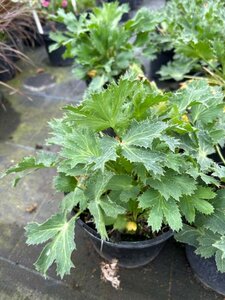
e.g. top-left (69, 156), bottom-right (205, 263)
top-left (215, 250), bottom-right (225, 273)
top-left (148, 170), bottom-right (197, 201)
top-left (86, 171), bottom-right (113, 239)
top-left (92, 137), bottom-right (118, 171)
top-left (113, 215), bottom-right (128, 231)
top-left (122, 120), bottom-right (167, 148)
top-left (213, 236), bottom-right (225, 256)
top-left (160, 135), bottom-right (180, 152)
top-left (36, 151), bottom-right (58, 167)
top-left (139, 190), bottom-right (182, 231)
top-left (64, 79), bottom-right (141, 133)
top-left (25, 214), bottom-right (68, 245)
top-left (60, 128), bottom-right (101, 168)
top-left (122, 145), bottom-right (164, 175)
top-left (138, 189), bottom-right (161, 210)
top-left (88, 201), bottom-right (108, 240)
top-left (179, 196), bottom-right (196, 223)
top-left (147, 204), bottom-right (163, 232)
top-left (100, 196), bottom-right (126, 218)
top-left (201, 210), bottom-right (225, 236)
top-left (175, 224), bottom-right (200, 248)
top-left (53, 173), bottom-right (77, 193)
top-left (106, 174), bottom-right (133, 190)
top-left (34, 216), bottom-right (76, 278)
top-left (196, 230), bottom-right (219, 259)
top-left (60, 188), bottom-right (87, 213)
top-left (162, 198), bottom-right (182, 231)
top-left (194, 199), bottom-right (214, 215)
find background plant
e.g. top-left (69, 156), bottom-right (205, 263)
top-left (49, 3), bottom-right (158, 91)
top-left (145, 0), bottom-right (225, 85)
top-left (176, 189), bottom-right (225, 273)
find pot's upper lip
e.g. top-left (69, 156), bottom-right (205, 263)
top-left (77, 218), bottom-right (173, 248)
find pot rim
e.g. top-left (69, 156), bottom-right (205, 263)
top-left (77, 218), bottom-right (173, 249)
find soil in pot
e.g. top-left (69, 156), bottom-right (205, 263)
top-left (42, 23), bottom-right (74, 67)
top-left (77, 216), bottom-right (173, 268)
top-left (186, 245), bottom-right (225, 296)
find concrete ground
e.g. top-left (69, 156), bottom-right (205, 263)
top-left (0, 1), bottom-right (223, 299)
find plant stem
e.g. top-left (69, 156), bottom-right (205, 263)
top-left (71, 210), bottom-right (83, 221)
top-left (215, 145), bottom-right (225, 165)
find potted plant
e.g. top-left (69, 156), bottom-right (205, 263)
top-left (175, 189), bottom-right (225, 296)
top-left (39, 0), bottom-right (99, 66)
top-left (49, 3), bottom-right (157, 91)
top-left (1, 74), bottom-right (224, 279)
top-left (146, 0), bottom-right (225, 84)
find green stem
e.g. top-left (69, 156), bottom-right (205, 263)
top-left (71, 210), bottom-right (83, 222)
top-left (215, 145), bottom-right (225, 165)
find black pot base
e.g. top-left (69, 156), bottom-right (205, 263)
top-left (186, 245), bottom-right (225, 296)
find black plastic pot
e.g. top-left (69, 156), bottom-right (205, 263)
top-left (42, 23), bottom-right (74, 67)
top-left (149, 50), bottom-right (174, 81)
top-left (77, 219), bottom-right (173, 268)
top-left (186, 245), bottom-right (225, 296)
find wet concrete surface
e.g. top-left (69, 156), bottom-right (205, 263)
top-left (0, 1), bottom-right (223, 299)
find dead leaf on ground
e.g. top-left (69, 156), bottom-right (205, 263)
top-left (100, 259), bottom-right (120, 290)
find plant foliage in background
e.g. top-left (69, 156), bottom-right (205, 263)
top-left (2, 74), bottom-right (225, 278)
top-left (49, 2), bottom-right (158, 91)
top-left (175, 189), bottom-right (225, 273)
top-left (146, 0), bottom-right (225, 84)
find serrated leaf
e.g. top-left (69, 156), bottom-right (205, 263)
top-left (60, 129), bottom-right (101, 168)
top-left (162, 198), bottom-right (182, 231)
top-left (106, 174), bottom-right (133, 190)
top-left (60, 188), bottom-right (87, 213)
top-left (122, 145), bottom-right (164, 175)
top-left (160, 135), bottom-right (180, 152)
top-left (25, 214), bottom-right (67, 245)
top-left (201, 210), bottom-right (225, 236)
top-left (36, 151), bottom-right (58, 167)
top-left (64, 79), bottom-right (141, 133)
top-left (179, 196), bottom-right (196, 223)
top-left (92, 137), bottom-right (118, 171)
top-left (215, 250), bottom-right (225, 273)
top-left (88, 201), bottom-right (108, 240)
top-left (196, 230), bottom-right (219, 259)
top-left (85, 171), bottom-right (113, 239)
top-left (54, 173), bottom-right (77, 193)
top-left (100, 196), bottom-right (126, 218)
top-left (213, 236), bottom-right (225, 255)
top-left (34, 216), bottom-right (76, 278)
top-left (148, 170), bottom-right (197, 201)
top-left (194, 199), bottom-right (214, 215)
top-left (147, 204), bottom-right (163, 232)
top-left (119, 187), bottom-right (139, 202)
top-left (138, 189), bottom-right (162, 210)
top-left (175, 224), bottom-right (200, 248)
top-left (122, 120), bottom-right (167, 148)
